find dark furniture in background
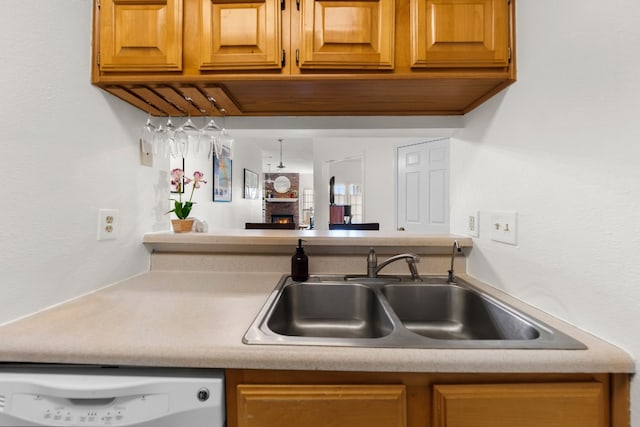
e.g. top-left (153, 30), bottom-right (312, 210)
top-left (245, 222), bottom-right (296, 230)
top-left (329, 223), bottom-right (380, 231)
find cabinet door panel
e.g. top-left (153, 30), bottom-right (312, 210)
top-left (237, 384), bottom-right (406, 427)
top-left (411, 0), bottom-right (509, 68)
top-left (433, 382), bottom-right (606, 427)
top-left (199, 0), bottom-right (282, 70)
top-left (299, 0), bottom-right (394, 69)
top-left (99, 0), bottom-right (183, 71)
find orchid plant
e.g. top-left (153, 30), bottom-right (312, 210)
top-left (168, 169), bottom-right (207, 219)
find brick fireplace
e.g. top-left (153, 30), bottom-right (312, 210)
top-left (264, 173), bottom-right (299, 225)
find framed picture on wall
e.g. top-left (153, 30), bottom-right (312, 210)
top-left (244, 169), bottom-right (259, 199)
top-left (213, 145), bottom-right (232, 202)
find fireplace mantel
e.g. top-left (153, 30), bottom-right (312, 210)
top-left (266, 198), bottom-right (298, 203)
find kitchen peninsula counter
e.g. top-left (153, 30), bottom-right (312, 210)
top-left (142, 229), bottom-right (475, 255)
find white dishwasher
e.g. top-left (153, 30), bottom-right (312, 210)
top-left (0, 366), bottom-right (225, 426)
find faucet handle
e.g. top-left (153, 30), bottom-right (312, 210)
top-left (367, 248), bottom-right (377, 277)
top-left (405, 257), bottom-right (422, 281)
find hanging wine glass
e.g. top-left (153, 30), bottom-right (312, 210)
top-left (265, 163), bottom-right (274, 184)
top-left (201, 96), bottom-right (222, 160)
top-left (152, 120), bottom-right (165, 157)
top-left (140, 105), bottom-right (156, 154)
top-left (219, 110), bottom-right (235, 159)
top-left (174, 97), bottom-right (199, 157)
top-left (154, 116), bottom-right (177, 158)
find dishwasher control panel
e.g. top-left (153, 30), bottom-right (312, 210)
top-left (0, 367), bottom-right (225, 427)
top-left (12, 393), bottom-right (168, 426)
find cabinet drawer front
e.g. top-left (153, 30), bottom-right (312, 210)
top-left (237, 384), bottom-right (407, 427)
top-left (199, 0), bottom-right (282, 70)
top-left (433, 382), bottom-right (606, 427)
top-left (411, 0), bottom-right (509, 68)
top-left (99, 0), bottom-right (183, 71)
top-left (299, 0), bottom-right (395, 69)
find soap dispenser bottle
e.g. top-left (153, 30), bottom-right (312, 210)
top-left (291, 239), bottom-right (309, 282)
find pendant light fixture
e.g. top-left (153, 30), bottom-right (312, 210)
top-left (277, 139), bottom-right (286, 169)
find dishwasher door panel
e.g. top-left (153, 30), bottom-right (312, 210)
top-left (0, 367), bottom-right (225, 427)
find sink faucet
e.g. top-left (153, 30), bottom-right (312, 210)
top-left (447, 240), bottom-right (462, 284)
top-left (367, 248), bottom-right (422, 281)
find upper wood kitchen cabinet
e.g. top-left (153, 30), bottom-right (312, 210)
top-left (198, 0), bottom-right (283, 70)
top-left (97, 0), bottom-right (183, 72)
top-left (297, 0), bottom-right (395, 70)
top-left (198, 0), bottom-right (395, 71)
top-left (91, 0), bottom-right (517, 116)
top-left (410, 0), bottom-right (510, 68)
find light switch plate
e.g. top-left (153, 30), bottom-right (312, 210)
top-left (140, 139), bottom-right (153, 167)
top-left (490, 211), bottom-right (517, 245)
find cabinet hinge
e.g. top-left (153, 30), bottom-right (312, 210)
top-left (296, 0), bottom-right (300, 11)
top-left (295, 49), bottom-right (300, 66)
top-left (97, 51), bottom-right (100, 66)
top-left (281, 49), bottom-right (286, 67)
top-left (508, 47), bottom-right (511, 62)
top-left (97, 0), bottom-right (101, 8)
top-left (280, 0), bottom-right (285, 10)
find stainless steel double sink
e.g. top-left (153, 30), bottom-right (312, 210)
top-left (243, 275), bottom-right (585, 349)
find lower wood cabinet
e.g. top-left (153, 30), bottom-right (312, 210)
top-left (226, 370), bottom-right (630, 427)
top-left (433, 382), bottom-right (606, 427)
top-left (236, 384), bottom-right (406, 427)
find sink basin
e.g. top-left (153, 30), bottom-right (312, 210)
top-left (381, 284), bottom-right (539, 340)
top-left (243, 275), bottom-right (585, 349)
top-left (267, 283), bottom-right (393, 339)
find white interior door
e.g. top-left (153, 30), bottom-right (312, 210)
top-left (396, 139), bottom-right (450, 232)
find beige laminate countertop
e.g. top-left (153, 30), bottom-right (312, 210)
top-left (142, 230), bottom-right (474, 254)
top-left (0, 270), bottom-right (633, 374)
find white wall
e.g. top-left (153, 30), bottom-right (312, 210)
top-left (0, 1), bottom-right (160, 323)
top-left (313, 137), bottom-right (428, 230)
top-left (451, 0), bottom-right (640, 422)
top-left (172, 137), bottom-right (264, 229)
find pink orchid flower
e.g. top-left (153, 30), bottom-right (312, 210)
top-left (192, 171), bottom-right (207, 189)
top-left (167, 169), bottom-right (207, 220)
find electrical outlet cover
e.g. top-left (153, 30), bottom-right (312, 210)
top-left (465, 211), bottom-right (479, 237)
top-left (98, 209), bottom-right (119, 241)
top-left (490, 211), bottom-right (517, 245)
